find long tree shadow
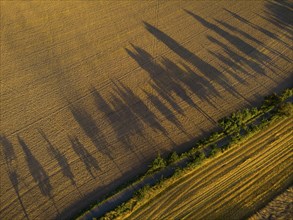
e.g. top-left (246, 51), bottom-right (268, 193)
top-left (224, 8), bottom-right (278, 39)
top-left (112, 81), bottom-right (173, 153)
top-left (69, 104), bottom-right (113, 160)
top-left (161, 57), bottom-right (219, 107)
top-left (207, 49), bottom-right (250, 84)
top-left (179, 61), bottom-right (221, 107)
top-left (159, 58), bottom-right (198, 108)
top-left (143, 21), bottom-right (247, 100)
top-left (256, 12), bottom-right (292, 45)
top-left (110, 93), bottom-right (154, 157)
top-left (262, 0), bottom-right (293, 47)
top-left (160, 57), bottom-right (219, 124)
top-left (68, 135), bottom-right (100, 179)
top-left (126, 43), bottom-right (245, 125)
top-left (91, 87), bottom-right (144, 148)
top-left (112, 81), bottom-right (168, 136)
top-left (8, 169), bottom-right (30, 219)
top-left (214, 17), bottom-right (291, 63)
top-left (185, 10), bottom-right (270, 75)
top-left (208, 34), bottom-right (280, 81)
top-left (17, 135), bottom-right (52, 197)
top-left (142, 90), bottom-right (182, 128)
top-left (0, 135), bottom-right (29, 219)
top-left (92, 89), bottom-right (143, 141)
top-left (93, 76), bottom-right (186, 153)
top-left (184, 10), bottom-right (270, 73)
top-left (126, 44), bottom-right (186, 116)
top-left (0, 134), bottom-right (16, 166)
top-left (206, 35), bottom-right (267, 76)
top-left (224, 7), bottom-right (291, 46)
top-left (142, 88), bottom-right (196, 141)
top-left (264, 0), bottom-right (293, 30)
top-left (213, 20), bottom-right (290, 78)
top-left (126, 44), bottom-right (214, 106)
top-left (38, 129), bottom-right (75, 185)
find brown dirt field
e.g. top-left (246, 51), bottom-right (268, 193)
top-left (249, 186), bottom-right (293, 220)
top-left (0, 1), bottom-right (292, 219)
top-left (126, 116), bottom-right (293, 220)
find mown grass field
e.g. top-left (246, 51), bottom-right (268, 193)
top-left (125, 116), bottom-right (293, 220)
top-left (1, 1), bottom-right (292, 219)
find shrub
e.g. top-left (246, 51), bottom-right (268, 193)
top-left (190, 150), bottom-right (205, 162)
top-left (148, 154), bottom-right (167, 174)
top-left (261, 93), bottom-right (282, 112)
top-left (116, 200), bottom-right (135, 214)
top-left (277, 102), bottom-right (293, 117)
top-left (221, 144), bottom-right (230, 152)
top-left (280, 88), bottom-right (293, 101)
top-left (209, 144), bottom-right (219, 158)
top-left (153, 176), bottom-right (166, 190)
top-left (250, 107), bottom-right (259, 116)
top-left (135, 184), bottom-right (151, 201)
top-left (173, 167), bottom-right (183, 178)
top-left (219, 113), bottom-right (242, 135)
top-left (210, 132), bottom-right (220, 141)
top-left (168, 151), bottom-right (180, 164)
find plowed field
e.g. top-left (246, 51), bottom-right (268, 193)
top-left (1, 1), bottom-right (292, 219)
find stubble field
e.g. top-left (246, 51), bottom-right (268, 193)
top-left (1, 1), bottom-right (292, 219)
top-left (249, 186), bottom-right (293, 220)
top-left (125, 116), bottom-right (293, 219)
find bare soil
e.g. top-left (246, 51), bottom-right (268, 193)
top-left (1, 1), bottom-right (292, 219)
top-left (249, 187), bottom-right (293, 220)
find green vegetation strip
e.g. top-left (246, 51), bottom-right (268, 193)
top-left (77, 88), bottom-right (293, 220)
